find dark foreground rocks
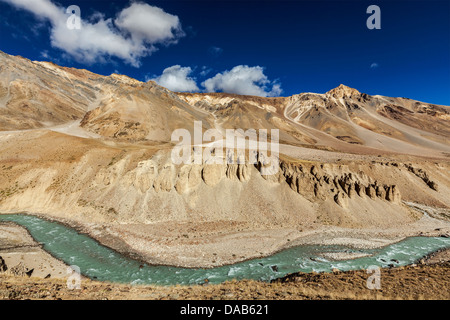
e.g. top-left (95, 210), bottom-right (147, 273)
top-left (0, 261), bottom-right (448, 300)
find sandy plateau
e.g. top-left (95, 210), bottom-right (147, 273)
top-left (0, 51), bottom-right (449, 298)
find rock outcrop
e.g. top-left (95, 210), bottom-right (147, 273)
top-left (8, 262), bottom-right (28, 277)
top-left (91, 150), bottom-right (407, 211)
top-left (279, 161), bottom-right (402, 207)
top-left (202, 164), bottom-right (225, 186)
top-left (0, 256), bottom-right (7, 273)
top-left (405, 164), bottom-right (438, 191)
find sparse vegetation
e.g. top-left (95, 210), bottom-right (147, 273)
top-left (0, 261), bottom-right (449, 300)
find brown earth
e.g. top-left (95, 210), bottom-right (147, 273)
top-left (0, 221), bottom-right (72, 279)
top-left (0, 258), bottom-right (448, 300)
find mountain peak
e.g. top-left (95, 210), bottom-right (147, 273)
top-left (109, 73), bottom-right (142, 85)
top-left (326, 84), bottom-right (361, 99)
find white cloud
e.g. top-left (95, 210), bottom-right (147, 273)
top-left (370, 62), bottom-right (379, 69)
top-left (199, 66), bottom-right (212, 77)
top-left (152, 65), bottom-right (199, 92)
top-left (115, 3), bottom-right (183, 44)
top-left (208, 46), bottom-right (223, 57)
top-left (151, 64), bottom-right (283, 96)
top-left (40, 50), bottom-right (50, 59)
top-left (1, 0), bottom-right (184, 66)
top-left (2, 0), bottom-right (61, 22)
top-left (202, 65), bottom-right (282, 97)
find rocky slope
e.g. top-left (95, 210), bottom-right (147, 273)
top-left (177, 86), bottom-right (450, 157)
top-left (0, 51), bottom-right (213, 140)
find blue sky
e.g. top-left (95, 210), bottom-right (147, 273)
top-left (0, 0), bottom-right (449, 105)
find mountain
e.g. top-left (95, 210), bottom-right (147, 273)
top-left (178, 85), bottom-right (450, 157)
top-left (0, 51), bottom-right (214, 141)
top-left (0, 51), bottom-right (449, 267)
top-left (2, 51), bottom-right (449, 156)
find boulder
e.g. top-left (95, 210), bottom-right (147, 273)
top-left (202, 164), bottom-right (225, 186)
top-left (296, 174), bottom-right (316, 200)
top-left (355, 182), bottom-right (365, 197)
top-left (8, 262), bottom-right (27, 276)
top-left (385, 185), bottom-right (401, 203)
top-left (0, 256), bottom-right (7, 273)
top-left (237, 164), bottom-right (252, 182)
top-left (174, 165), bottom-right (191, 194)
top-left (366, 185), bottom-right (376, 199)
top-left (153, 163), bottom-right (175, 192)
top-left (376, 185), bottom-right (386, 199)
top-left (188, 165), bottom-right (202, 189)
top-left (313, 182), bottom-right (327, 201)
top-left (334, 191), bottom-right (348, 208)
top-left (347, 184), bottom-right (356, 199)
top-left (310, 165), bottom-right (323, 179)
top-left (226, 164), bottom-right (239, 180)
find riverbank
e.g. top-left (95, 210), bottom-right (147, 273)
top-left (3, 202), bottom-right (448, 269)
top-left (1, 214), bottom-right (449, 299)
top-left (0, 221), bottom-right (69, 279)
top-left (1, 211), bottom-right (450, 283)
top-left (1, 258), bottom-right (449, 300)
top-left (1, 202), bottom-right (450, 272)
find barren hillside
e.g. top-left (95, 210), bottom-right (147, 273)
top-left (0, 51), bottom-right (449, 267)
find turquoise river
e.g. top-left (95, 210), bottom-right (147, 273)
top-left (1, 214), bottom-right (449, 286)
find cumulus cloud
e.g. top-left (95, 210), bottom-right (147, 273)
top-left (152, 64), bottom-right (283, 96)
top-left (115, 3), bottom-right (183, 44)
top-left (1, 0), bottom-right (184, 66)
top-left (370, 62), bottom-right (379, 69)
top-left (202, 65), bottom-right (282, 97)
top-left (152, 65), bottom-right (199, 92)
